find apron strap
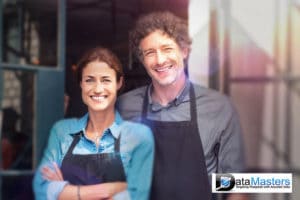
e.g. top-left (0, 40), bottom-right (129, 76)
top-left (65, 132), bottom-right (82, 157)
top-left (114, 134), bottom-right (121, 153)
top-left (142, 83), bottom-right (196, 121)
top-left (67, 131), bottom-right (121, 154)
top-left (141, 86), bottom-right (150, 121)
top-left (189, 84), bottom-right (198, 122)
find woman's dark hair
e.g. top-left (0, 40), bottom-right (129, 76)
top-left (76, 47), bottom-right (123, 84)
top-left (129, 11), bottom-right (192, 60)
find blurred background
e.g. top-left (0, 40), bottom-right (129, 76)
top-left (0, 0), bottom-right (299, 199)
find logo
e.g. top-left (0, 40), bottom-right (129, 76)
top-left (212, 173), bottom-right (292, 193)
top-left (216, 173), bottom-right (235, 191)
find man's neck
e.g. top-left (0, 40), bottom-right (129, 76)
top-left (152, 75), bottom-right (187, 106)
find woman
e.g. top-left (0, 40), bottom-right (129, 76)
top-left (33, 47), bottom-right (154, 200)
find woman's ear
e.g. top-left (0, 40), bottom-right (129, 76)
top-left (117, 76), bottom-right (124, 90)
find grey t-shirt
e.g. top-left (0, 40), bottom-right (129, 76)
top-left (117, 80), bottom-right (245, 180)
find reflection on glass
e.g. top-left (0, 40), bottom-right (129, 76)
top-left (292, 8), bottom-right (300, 76)
top-left (1, 70), bottom-right (34, 170)
top-left (3, 0), bottom-right (58, 67)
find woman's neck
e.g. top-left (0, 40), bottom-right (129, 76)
top-left (86, 109), bottom-right (115, 138)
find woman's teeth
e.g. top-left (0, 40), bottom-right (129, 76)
top-left (92, 96), bottom-right (106, 101)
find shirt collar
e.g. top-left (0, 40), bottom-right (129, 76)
top-left (70, 110), bottom-right (123, 139)
top-left (148, 79), bottom-right (191, 112)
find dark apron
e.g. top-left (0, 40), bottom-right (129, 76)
top-left (61, 132), bottom-right (126, 185)
top-left (142, 84), bottom-right (212, 200)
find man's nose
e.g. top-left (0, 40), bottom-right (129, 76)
top-left (156, 51), bottom-right (167, 65)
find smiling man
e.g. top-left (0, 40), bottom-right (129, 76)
top-left (117, 11), bottom-right (245, 200)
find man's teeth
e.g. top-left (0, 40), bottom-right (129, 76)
top-left (156, 66), bottom-right (172, 72)
top-left (92, 96), bottom-right (106, 101)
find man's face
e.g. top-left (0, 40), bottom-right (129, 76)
top-left (139, 30), bottom-right (188, 87)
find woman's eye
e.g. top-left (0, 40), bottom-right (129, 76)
top-left (102, 79), bottom-right (111, 83)
top-left (85, 79), bottom-right (93, 82)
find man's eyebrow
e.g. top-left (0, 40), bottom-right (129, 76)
top-left (143, 48), bottom-right (155, 52)
top-left (161, 44), bottom-right (174, 48)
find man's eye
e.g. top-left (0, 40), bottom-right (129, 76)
top-left (163, 47), bottom-right (173, 52)
top-left (144, 51), bottom-right (156, 57)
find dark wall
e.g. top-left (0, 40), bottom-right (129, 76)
top-left (64, 0), bottom-right (188, 117)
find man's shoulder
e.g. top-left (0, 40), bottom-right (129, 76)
top-left (193, 83), bottom-right (227, 100)
top-left (119, 86), bottom-right (148, 101)
top-left (192, 83), bottom-right (234, 113)
top-left (117, 86), bottom-right (148, 121)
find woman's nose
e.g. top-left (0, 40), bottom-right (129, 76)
top-left (94, 82), bottom-right (104, 92)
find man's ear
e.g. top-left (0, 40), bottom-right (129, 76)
top-left (181, 47), bottom-right (189, 59)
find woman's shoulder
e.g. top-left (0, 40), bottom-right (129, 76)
top-left (51, 116), bottom-right (86, 137)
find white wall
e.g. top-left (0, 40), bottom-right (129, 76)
top-left (189, 1), bottom-right (300, 199)
top-left (188, 0), bottom-right (210, 87)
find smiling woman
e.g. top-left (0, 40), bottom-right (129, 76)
top-left (80, 60), bottom-right (122, 114)
top-left (33, 47), bottom-right (154, 200)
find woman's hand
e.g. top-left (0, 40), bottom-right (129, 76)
top-left (58, 182), bottom-right (127, 200)
top-left (41, 162), bottom-right (127, 199)
top-left (41, 162), bottom-right (64, 181)
top-left (96, 182), bottom-right (127, 197)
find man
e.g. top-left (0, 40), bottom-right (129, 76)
top-left (118, 11), bottom-right (245, 200)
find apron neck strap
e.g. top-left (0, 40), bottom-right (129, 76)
top-left (65, 131), bottom-right (82, 156)
top-left (68, 131), bottom-right (121, 154)
top-left (189, 84), bottom-right (197, 122)
top-left (141, 83), bottom-right (197, 121)
top-left (114, 134), bottom-right (121, 153)
top-left (141, 86), bottom-right (150, 120)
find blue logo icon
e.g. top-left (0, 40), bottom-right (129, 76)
top-left (220, 176), bottom-right (231, 188)
top-left (216, 174), bottom-right (235, 191)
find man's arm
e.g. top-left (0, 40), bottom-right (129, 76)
top-left (218, 99), bottom-right (245, 173)
top-left (218, 99), bottom-right (249, 200)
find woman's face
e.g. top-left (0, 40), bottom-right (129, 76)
top-left (80, 61), bottom-right (122, 113)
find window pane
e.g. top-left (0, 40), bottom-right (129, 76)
top-left (1, 69), bottom-right (34, 170)
top-left (3, 0), bottom-right (58, 67)
top-left (292, 7), bottom-right (300, 76)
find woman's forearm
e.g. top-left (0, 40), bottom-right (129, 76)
top-left (58, 182), bottom-right (127, 200)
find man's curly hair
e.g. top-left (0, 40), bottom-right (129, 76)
top-left (129, 11), bottom-right (192, 60)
